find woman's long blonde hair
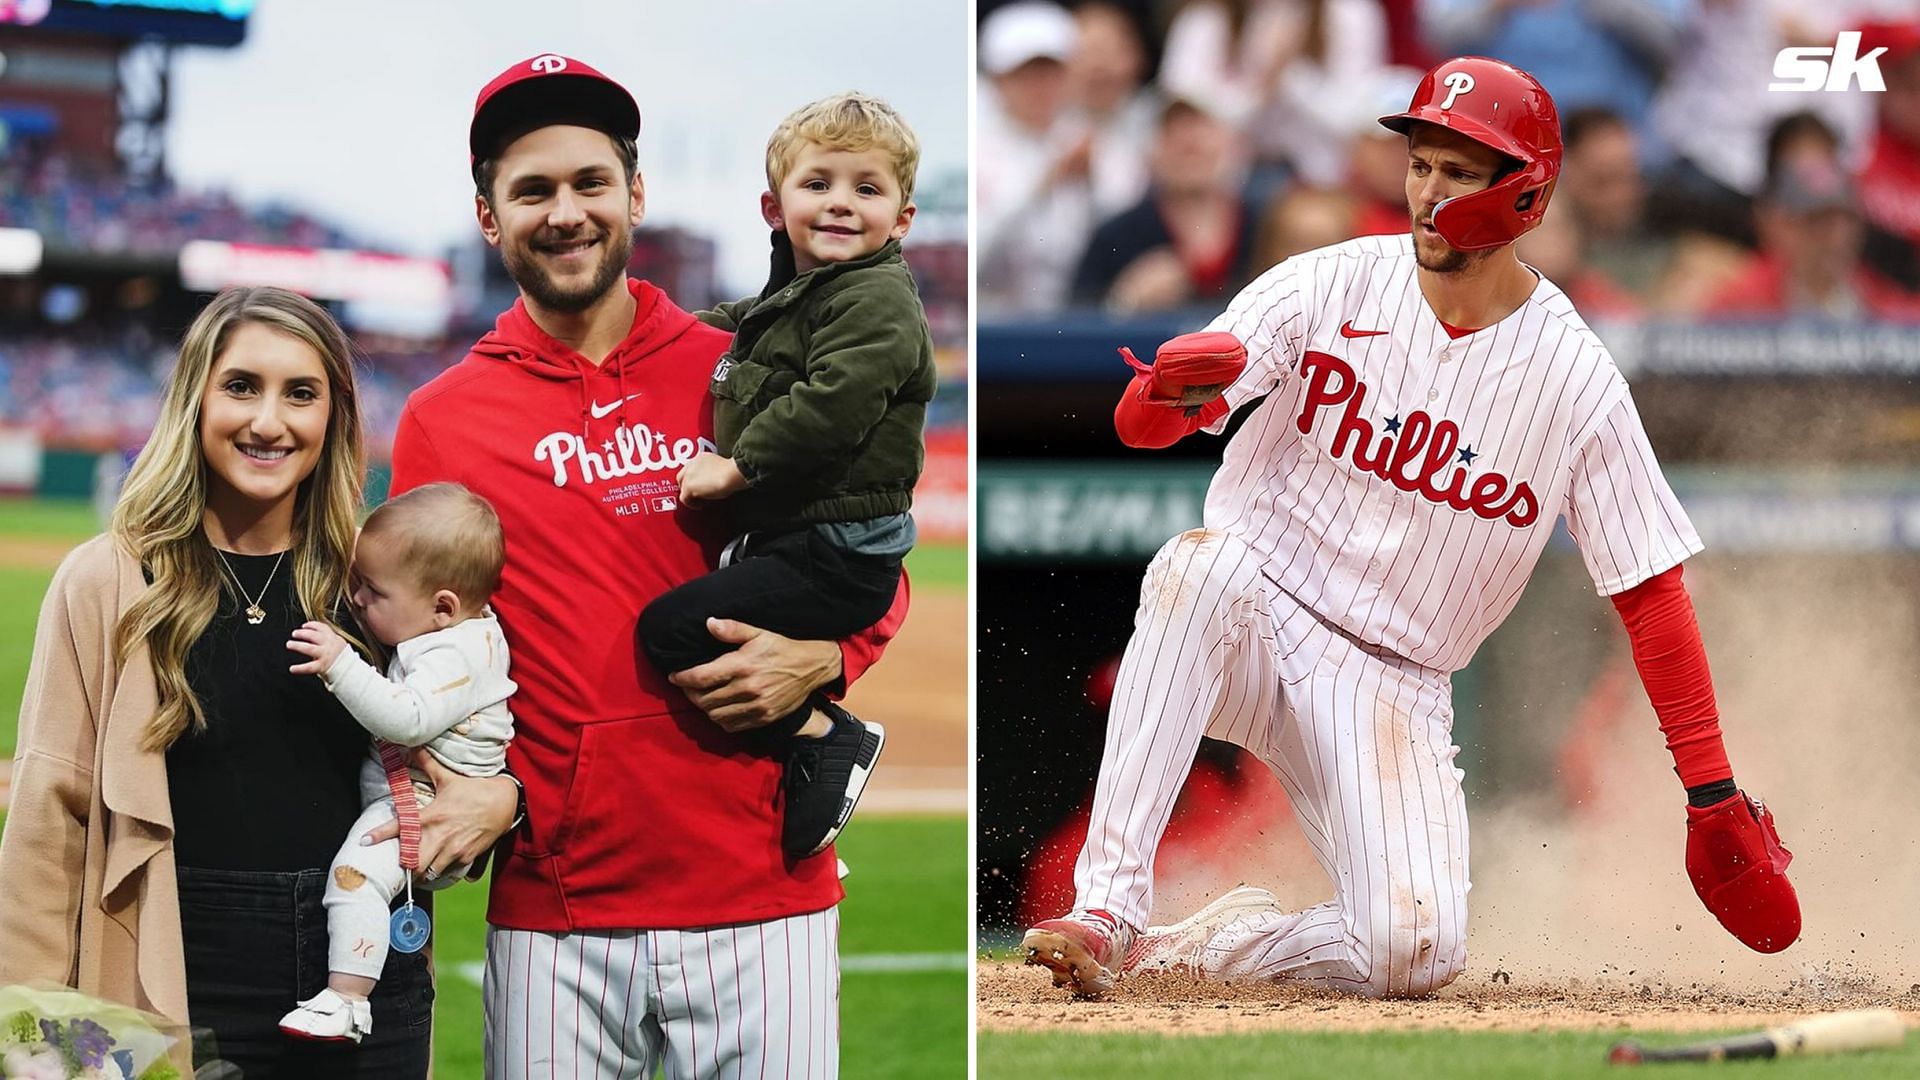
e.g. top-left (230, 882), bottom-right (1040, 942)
top-left (111, 287), bottom-right (365, 751)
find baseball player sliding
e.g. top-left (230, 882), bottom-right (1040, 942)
top-left (1023, 56), bottom-right (1800, 999)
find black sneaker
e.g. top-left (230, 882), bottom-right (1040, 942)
top-left (782, 704), bottom-right (886, 859)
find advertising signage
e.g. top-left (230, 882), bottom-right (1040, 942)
top-left (0, 0), bottom-right (255, 47)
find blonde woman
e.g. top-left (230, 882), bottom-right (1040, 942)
top-left (0, 287), bottom-right (512, 1077)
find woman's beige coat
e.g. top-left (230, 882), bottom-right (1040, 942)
top-left (0, 534), bottom-right (190, 1058)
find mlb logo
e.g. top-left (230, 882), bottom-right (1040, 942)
top-left (651, 496), bottom-right (678, 513)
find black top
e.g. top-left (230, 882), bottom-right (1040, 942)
top-left (165, 550), bottom-right (370, 872)
top-left (1069, 189), bottom-right (1261, 307)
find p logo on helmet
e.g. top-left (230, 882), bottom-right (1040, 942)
top-left (1378, 56), bottom-right (1562, 252)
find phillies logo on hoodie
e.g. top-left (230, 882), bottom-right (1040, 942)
top-left (1296, 350), bottom-right (1540, 527)
top-left (533, 420), bottom-right (716, 488)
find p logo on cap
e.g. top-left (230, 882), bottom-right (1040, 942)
top-left (469, 53), bottom-right (641, 163)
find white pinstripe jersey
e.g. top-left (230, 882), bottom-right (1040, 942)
top-left (1200, 233), bottom-right (1702, 672)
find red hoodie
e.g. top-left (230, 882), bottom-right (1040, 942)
top-left (390, 277), bottom-right (901, 930)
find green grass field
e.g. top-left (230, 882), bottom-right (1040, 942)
top-left (979, 1028), bottom-right (1920, 1079)
top-left (0, 496), bottom-right (967, 1077)
top-left (0, 495), bottom-right (96, 539)
top-left (904, 539), bottom-right (966, 589)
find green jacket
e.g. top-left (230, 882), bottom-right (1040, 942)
top-left (700, 235), bottom-right (935, 532)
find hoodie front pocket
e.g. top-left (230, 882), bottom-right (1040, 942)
top-left (550, 711), bottom-right (787, 902)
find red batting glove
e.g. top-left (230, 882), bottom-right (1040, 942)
top-left (1118, 331), bottom-right (1248, 410)
top-left (1684, 792), bottom-right (1800, 953)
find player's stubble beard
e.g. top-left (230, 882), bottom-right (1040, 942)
top-left (1412, 220), bottom-right (1484, 275)
top-left (502, 221), bottom-right (634, 314)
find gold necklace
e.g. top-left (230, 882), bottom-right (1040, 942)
top-left (214, 549), bottom-right (286, 625)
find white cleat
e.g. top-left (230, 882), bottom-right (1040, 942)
top-left (1124, 884), bottom-right (1284, 977)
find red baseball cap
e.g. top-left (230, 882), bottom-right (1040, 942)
top-left (469, 53), bottom-right (641, 163)
top-left (1859, 22), bottom-right (1920, 68)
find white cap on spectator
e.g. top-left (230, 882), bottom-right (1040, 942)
top-left (1348, 66), bottom-right (1427, 140)
top-left (981, 1), bottom-right (1075, 77)
top-left (1159, 93), bottom-right (1232, 126)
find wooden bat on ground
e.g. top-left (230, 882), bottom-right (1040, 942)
top-left (1607, 1009), bottom-right (1907, 1065)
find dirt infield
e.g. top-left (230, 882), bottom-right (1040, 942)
top-left (978, 963), bottom-right (1920, 1036)
top-left (982, 785), bottom-right (1920, 1038)
top-left (0, 535), bottom-right (78, 571)
top-left (842, 588), bottom-right (968, 810)
top-left (985, 554), bottom-right (1920, 1040)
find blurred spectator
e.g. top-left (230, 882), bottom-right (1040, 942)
top-left (1420, 0), bottom-right (1683, 144)
top-left (1561, 109), bottom-right (1643, 242)
top-left (1067, 1), bottom-right (1160, 218)
top-left (1160, 0), bottom-right (1387, 189)
top-left (1377, 0), bottom-right (1439, 68)
top-left (1345, 66), bottom-right (1427, 238)
top-left (1515, 202), bottom-right (1642, 320)
top-left (1637, 110), bottom-right (1852, 316)
top-left (1646, 0), bottom-right (1826, 246)
top-left (1642, 236), bottom-right (1757, 316)
top-left (978, 0), bottom-right (1095, 312)
top-left (1766, 110), bottom-right (1846, 176)
top-left (1856, 22), bottom-right (1920, 289)
top-left (1070, 99), bottom-right (1259, 312)
top-left (1253, 185), bottom-right (1355, 269)
top-left (1559, 107), bottom-right (1671, 294)
top-left (1702, 158), bottom-right (1919, 319)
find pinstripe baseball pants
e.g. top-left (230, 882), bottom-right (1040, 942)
top-left (1076, 528), bottom-right (1472, 997)
top-left (484, 907), bottom-right (840, 1079)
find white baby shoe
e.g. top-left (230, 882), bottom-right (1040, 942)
top-left (278, 988), bottom-right (374, 1044)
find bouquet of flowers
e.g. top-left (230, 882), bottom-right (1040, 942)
top-left (0, 986), bottom-right (180, 1080)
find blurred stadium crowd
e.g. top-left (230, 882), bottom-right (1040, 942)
top-left (0, 124), bottom-right (455, 457)
top-left (0, 137), bottom-right (354, 257)
top-left (0, 319), bottom-right (466, 465)
top-left (978, 0), bottom-right (1920, 322)
top-left (0, 134), bottom-right (966, 470)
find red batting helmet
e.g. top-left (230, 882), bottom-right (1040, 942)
top-left (1379, 57), bottom-right (1561, 252)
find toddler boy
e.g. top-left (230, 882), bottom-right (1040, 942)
top-left (639, 91), bottom-right (936, 859)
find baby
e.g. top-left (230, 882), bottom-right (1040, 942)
top-left (277, 482), bottom-right (516, 1043)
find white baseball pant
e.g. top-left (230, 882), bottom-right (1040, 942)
top-left (1075, 527), bottom-right (1472, 997)
top-left (484, 907), bottom-right (840, 1079)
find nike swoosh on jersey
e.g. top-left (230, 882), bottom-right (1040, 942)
top-left (588, 393), bottom-right (643, 419)
top-left (1339, 320), bottom-right (1389, 339)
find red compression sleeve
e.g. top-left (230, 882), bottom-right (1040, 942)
top-left (1609, 565), bottom-right (1733, 787)
top-left (1113, 371), bottom-right (1230, 448)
